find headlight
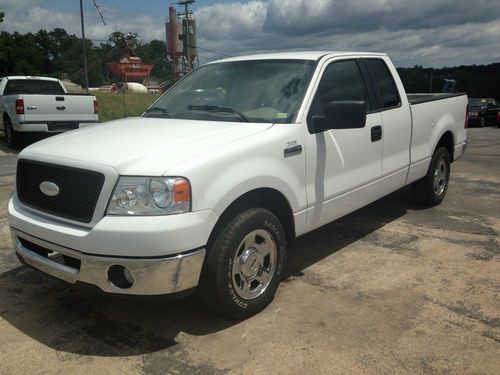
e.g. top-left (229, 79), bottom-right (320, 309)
top-left (107, 177), bottom-right (191, 215)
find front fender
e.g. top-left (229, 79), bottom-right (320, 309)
top-left (195, 155), bottom-right (304, 216)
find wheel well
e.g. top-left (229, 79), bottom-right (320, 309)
top-left (436, 131), bottom-right (454, 161)
top-left (207, 188), bottom-right (296, 247)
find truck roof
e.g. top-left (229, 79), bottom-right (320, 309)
top-left (3, 76), bottom-right (60, 82)
top-left (211, 51), bottom-right (388, 64)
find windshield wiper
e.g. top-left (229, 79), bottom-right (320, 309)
top-left (143, 107), bottom-right (171, 118)
top-left (187, 105), bottom-right (250, 122)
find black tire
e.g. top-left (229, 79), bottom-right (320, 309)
top-left (411, 147), bottom-right (451, 207)
top-left (4, 116), bottom-right (21, 149)
top-left (198, 208), bottom-right (286, 319)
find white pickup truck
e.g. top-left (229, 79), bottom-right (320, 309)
top-left (8, 52), bottom-right (467, 319)
top-left (0, 76), bottom-right (99, 148)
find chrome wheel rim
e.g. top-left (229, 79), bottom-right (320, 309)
top-left (231, 229), bottom-right (277, 300)
top-left (433, 158), bottom-right (448, 196)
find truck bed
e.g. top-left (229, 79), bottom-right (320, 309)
top-left (407, 92), bottom-right (467, 105)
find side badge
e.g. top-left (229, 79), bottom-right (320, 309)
top-left (284, 145), bottom-right (303, 158)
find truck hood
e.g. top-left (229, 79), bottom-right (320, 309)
top-left (20, 117), bottom-right (272, 175)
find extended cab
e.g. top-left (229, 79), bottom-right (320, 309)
top-left (8, 52), bottom-right (468, 318)
top-left (0, 76), bottom-right (99, 148)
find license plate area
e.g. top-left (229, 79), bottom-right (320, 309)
top-left (18, 237), bottom-right (81, 270)
top-left (48, 122), bottom-right (79, 131)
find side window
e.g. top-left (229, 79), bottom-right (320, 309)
top-left (309, 60), bottom-right (370, 120)
top-left (365, 59), bottom-right (400, 109)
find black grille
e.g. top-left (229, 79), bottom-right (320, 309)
top-left (16, 159), bottom-right (105, 223)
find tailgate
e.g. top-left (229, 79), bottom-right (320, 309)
top-left (22, 95), bottom-right (97, 123)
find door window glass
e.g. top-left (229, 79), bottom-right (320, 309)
top-left (309, 60), bottom-right (370, 120)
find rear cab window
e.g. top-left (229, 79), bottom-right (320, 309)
top-left (4, 79), bottom-right (65, 95)
top-left (364, 59), bottom-right (401, 110)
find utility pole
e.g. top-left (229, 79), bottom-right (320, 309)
top-left (79, 0), bottom-right (89, 93)
top-left (177, 0), bottom-right (195, 72)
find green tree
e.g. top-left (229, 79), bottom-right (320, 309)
top-left (0, 31), bottom-right (44, 76)
top-left (0, 11), bottom-right (5, 23)
top-left (109, 31), bottom-right (139, 50)
top-left (135, 39), bottom-right (173, 83)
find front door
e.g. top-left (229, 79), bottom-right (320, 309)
top-left (304, 58), bottom-right (383, 231)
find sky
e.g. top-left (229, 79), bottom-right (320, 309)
top-left (0, 0), bottom-right (499, 68)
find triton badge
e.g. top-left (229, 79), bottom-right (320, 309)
top-left (284, 144), bottom-right (303, 157)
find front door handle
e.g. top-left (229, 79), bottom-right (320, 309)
top-left (56, 106), bottom-right (66, 111)
top-left (371, 125), bottom-right (382, 142)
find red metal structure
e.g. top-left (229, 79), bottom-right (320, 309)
top-left (105, 50), bottom-right (154, 83)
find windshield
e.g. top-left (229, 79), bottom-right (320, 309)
top-left (144, 59), bottom-right (316, 123)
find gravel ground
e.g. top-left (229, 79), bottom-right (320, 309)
top-left (0, 128), bottom-right (498, 374)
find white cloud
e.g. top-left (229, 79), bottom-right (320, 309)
top-left (0, 1), bottom-right (164, 42)
top-left (196, 0), bottom-right (267, 41)
top-left (195, 0), bottom-right (500, 67)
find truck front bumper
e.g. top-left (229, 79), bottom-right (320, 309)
top-left (8, 193), bottom-right (218, 295)
top-left (11, 228), bottom-right (206, 295)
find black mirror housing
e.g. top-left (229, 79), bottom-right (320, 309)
top-left (310, 100), bottom-right (367, 133)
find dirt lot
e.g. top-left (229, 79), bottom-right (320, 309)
top-left (0, 128), bottom-right (498, 374)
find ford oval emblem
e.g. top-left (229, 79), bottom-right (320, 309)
top-left (39, 181), bottom-right (60, 197)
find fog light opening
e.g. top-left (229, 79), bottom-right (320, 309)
top-left (107, 265), bottom-right (134, 289)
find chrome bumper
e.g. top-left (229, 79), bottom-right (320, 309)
top-left (11, 229), bottom-right (206, 295)
top-left (462, 138), bottom-right (468, 157)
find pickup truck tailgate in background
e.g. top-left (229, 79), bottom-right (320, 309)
top-left (21, 94), bottom-right (96, 123)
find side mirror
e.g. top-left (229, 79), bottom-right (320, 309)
top-left (310, 100), bottom-right (367, 133)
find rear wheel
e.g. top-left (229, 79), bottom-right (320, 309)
top-left (411, 147), bottom-right (451, 207)
top-left (198, 208), bottom-right (286, 319)
top-left (4, 116), bottom-right (22, 149)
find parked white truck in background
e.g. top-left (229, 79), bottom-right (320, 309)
top-left (8, 52), bottom-right (468, 319)
top-left (0, 76), bottom-right (99, 148)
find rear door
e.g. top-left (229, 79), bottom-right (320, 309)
top-left (362, 58), bottom-right (412, 194)
top-left (304, 58), bottom-right (383, 230)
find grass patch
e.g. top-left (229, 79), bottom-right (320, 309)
top-left (94, 91), bottom-right (159, 122)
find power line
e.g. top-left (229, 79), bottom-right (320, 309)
top-left (194, 46), bottom-right (233, 57)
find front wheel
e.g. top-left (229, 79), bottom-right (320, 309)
top-left (198, 208), bottom-right (286, 319)
top-left (411, 147), bottom-right (451, 207)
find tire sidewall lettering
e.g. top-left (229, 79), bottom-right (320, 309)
top-left (225, 215), bottom-right (284, 312)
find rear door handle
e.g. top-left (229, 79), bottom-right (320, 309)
top-left (56, 106), bottom-right (66, 111)
top-left (371, 125), bottom-right (382, 142)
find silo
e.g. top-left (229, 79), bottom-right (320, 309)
top-left (166, 6), bottom-right (183, 58)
